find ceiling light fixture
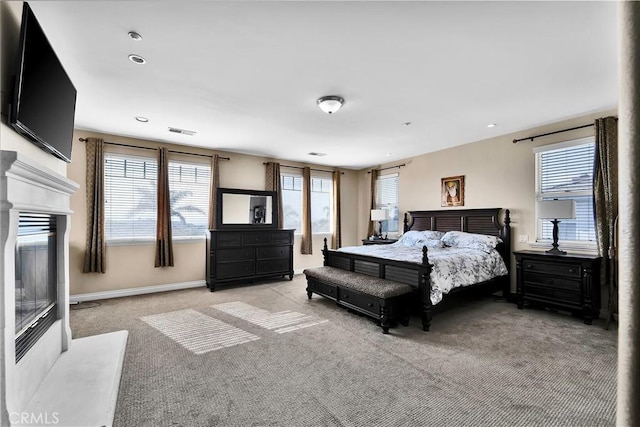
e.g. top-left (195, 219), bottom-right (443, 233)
top-left (128, 54), bottom-right (146, 65)
top-left (128, 31), bottom-right (143, 41)
top-left (317, 96), bottom-right (344, 114)
top-left (135, 116), bottom-right (149, 123)
top-left (487, 123), bottom-right (497, 128)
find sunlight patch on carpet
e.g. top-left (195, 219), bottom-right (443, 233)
top-left (141, 309), bottom-right (260, 354)
top-left (212, 301), bottom-right (328, 333)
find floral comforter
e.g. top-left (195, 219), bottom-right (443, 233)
top-left (337, 244), bottom-right (508, 305)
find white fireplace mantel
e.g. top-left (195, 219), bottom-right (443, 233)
top-left (0, 150), bottom-right (127, 426)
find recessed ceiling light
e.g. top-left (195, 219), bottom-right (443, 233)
top-left (487, 123), bottom-right (497, 128)
top-left (385, 153), bottom-right (392, 156)
top-left (128, 31), bottom-right (143, 41)
top-left (128, 54), bottom-right (146, 65)
top-left (135, 116), bottom-right (148, 123)
top-left (308, 152), bottom-right (327, 157)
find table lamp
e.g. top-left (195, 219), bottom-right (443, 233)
top-left (370, 209), bottom-right (388, 238)
top-left (537, 200), bottom-right (576, 255)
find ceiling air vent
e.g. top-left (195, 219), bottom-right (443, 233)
top-left (168, 127), bottom-right (197, 136)
top-left (308, 152), bottom-right (327, 157)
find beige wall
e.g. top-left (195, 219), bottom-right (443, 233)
top-left (68, 130), bottom-right (360, 296)
top-left (357, 109), bottom-right (616, 292)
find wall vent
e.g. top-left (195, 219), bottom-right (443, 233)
top-left (168, 127), bottom-right (197, 136)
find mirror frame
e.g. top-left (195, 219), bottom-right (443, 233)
top-left (215, 187), bottom-right (279, 229)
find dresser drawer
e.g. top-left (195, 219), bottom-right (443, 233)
top-left (215, 261), bottom-right (255, 279)
top-left (522, 260), bottom-right (581, 279)
top-left (243, 231), bottom-right (270, 245)
top-left (256, 258), bottom-right (291, 274)
top-left (256, 246), bottom-right (290, 260)
top-left (215, 248), bottom-right (254, 262)
top-left (523, 273), bottom-right (581, 292)
top-left (271, 231), bottom-right (293, 245)
top-left (214, 232), bottom-right (243, 248)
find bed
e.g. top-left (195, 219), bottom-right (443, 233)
top-left (321, 208), bottom-right (511, 331)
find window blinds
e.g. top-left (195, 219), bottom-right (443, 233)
top-left (168, 160), bottom-right (211, 237)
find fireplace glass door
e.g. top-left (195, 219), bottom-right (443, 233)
top-left (15, 213), bottom-right (57, 361)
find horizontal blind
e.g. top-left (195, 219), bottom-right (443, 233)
top-left (537, 141), bottom-right (596, 242)
top-left (105, 153), bottom-right (158, 241)
top-left (377, 173), bottom-right (399, 232)
top-left (168, 160), bottom-right (211, 237)
top-left (311, 177), bottom-right (332, 233)
top-left (281, 174), bottom-right (302, 232)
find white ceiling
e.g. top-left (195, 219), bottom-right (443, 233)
top-left (28, 1), bottom-right (617, 170)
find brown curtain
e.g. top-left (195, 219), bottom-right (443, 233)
top-left (155, 147), bottom-right (174, 267)
top-left (83, 138), bottom-right (106, 273)
top-left (367, 169), bottom-right (379, 238)
top-left (331, 170), bottom-right (342, 249)
top-left (301, 166), bottom-right (313, 254)
top-left (265, 162), bottom-right (283, 228)
top-left (594, 116), bottom-right (618, 326)
top-left (208, 154), bottom-right (220, 229)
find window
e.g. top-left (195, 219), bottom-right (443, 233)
top-left (168, 160), bottom-right (211, 238)
top-left (281, 172), bottom-right (333, 233)
top-left (104, 154), bottom-right (211, 243)
top-left (535, 138), bottom-right (596, 245)
top-left (105, 153), bottom-right (158, 242)
top-left (376, 173), bottom-right (399, 233)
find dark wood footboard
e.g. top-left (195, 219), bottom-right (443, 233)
top-left (322, 239), bottom-right (434, 331)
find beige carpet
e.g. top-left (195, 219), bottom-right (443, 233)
top-left (70, 275), bottom-right (617, 426)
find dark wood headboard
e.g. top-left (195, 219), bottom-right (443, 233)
top-left (403, 208), bottom-right (511, 267)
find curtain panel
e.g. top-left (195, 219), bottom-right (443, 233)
top-left (83, 137), bottom-right (106, 273)
top-left (208, 154), bottom-right (220, 229)
top-left (301, 167), bottom-right (313, 254)
top-left (594, 116), bottom-right (618, 326)
top-left (331, 170), bottom-right (342, 249)
top-left (367, 169), bottom-right (379, 238)
top-left (155, 147), bottom-right (174, 267)
top-left (265, 162), bottom-right (284, 228)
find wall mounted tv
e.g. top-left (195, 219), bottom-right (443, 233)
top-left (9, 2), bottom-right (77, 163)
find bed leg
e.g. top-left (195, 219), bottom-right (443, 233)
top-left (421, 309), bottom-right (432, 332)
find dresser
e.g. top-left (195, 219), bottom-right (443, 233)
top-left (206, 229), bottom-right (295, 291)
top-left (514, 250), bottom-right (601, 324)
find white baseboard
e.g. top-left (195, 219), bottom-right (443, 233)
top-left (70, 280), bottom-right (206, 303)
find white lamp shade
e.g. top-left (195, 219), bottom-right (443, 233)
top-left (537, 200), bottom-right (576, 219)
top-left (371, 209), bottom-right (388, 221)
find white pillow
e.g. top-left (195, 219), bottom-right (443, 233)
top-left (397, 230), bottom-right (445, 248)
top-left (441, 231), bottom-right (502, 253)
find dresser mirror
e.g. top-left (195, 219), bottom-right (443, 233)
top-left (216, 188), bottom-right (278, 229)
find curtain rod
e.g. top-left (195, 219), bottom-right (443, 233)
top-left (512, 124), bottom-right (594, 144)
top-left (367, 164), bottom-right (406, 174)
top-left (264, 162), bottom-right (344, 174)
top-left (78, 138), bottom-right (230, 160)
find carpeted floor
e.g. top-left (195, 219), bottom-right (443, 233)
top-left (70, 275), bottom-right (617, 427)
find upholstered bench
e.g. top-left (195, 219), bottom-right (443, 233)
top-left (303, 266), bottom-right (413, 334)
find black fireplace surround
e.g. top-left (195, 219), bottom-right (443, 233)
top-left (15, 213), bottom-right (58, 362)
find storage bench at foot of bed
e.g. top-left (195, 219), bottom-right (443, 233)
top-left (303, 266), bottom-right (413, 334)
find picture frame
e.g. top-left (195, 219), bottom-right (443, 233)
top-left (441, 175), bottom-right (465, 207)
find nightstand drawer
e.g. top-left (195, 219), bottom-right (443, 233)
top-left (524, 273), bottom-right (581, 292)
top-left (522, 260), bottom-right (581, 278)
top-left (525, 284), bottom-right (581, 306)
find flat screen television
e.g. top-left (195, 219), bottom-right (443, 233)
top-left (9, 2), bottom-right (77, 163)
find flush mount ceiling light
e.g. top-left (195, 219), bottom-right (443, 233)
top-left (128, 31), bottom-right (143, 41)
top-left (128, 54), bottom-right (146, 64)
top-left (317, 96), bottom-right (344, 114)
top-left (487, 123), bottom-right (497, 128)
top-left (135, 116), bottom-right (148, 123)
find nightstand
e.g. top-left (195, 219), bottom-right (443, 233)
top-left (514, 250), bottom-right (601, 325)
top-left (362, 239), bottom-right (398, 246)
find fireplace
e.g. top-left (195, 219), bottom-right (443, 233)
top-left (15, 213), bottom-right (58, 362)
